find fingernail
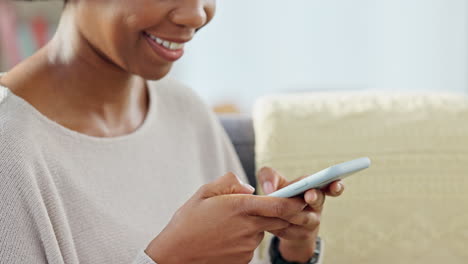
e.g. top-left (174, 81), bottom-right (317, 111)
top-left (308, 191), bottom-right (317, 202)
top-left (335, 183), bottom-right (343, 193)
top-left (263, 181), bottom-right (274, 194)
top-left (243, 183), bottom-right (256, 193)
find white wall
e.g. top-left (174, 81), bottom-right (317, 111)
top-left (170, 0), bottom-right (468, 113)
top-left (371, 0), bottom-right (468, 92)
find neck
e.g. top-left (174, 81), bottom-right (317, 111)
top-left (46, 5), bottom-right (146, 112)
top-left (2, 6), bottom-right (150, 137)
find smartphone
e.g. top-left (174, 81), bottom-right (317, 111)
top-left (267, 157), bottom-right (371, 198)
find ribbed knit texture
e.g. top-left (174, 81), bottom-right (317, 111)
top-left (0, 77), bottom-right (264, 264)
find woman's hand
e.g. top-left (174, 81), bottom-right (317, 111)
top-left (257, 167), bottom-right (345, 263)
top-left (145, 172), bottom-right (311, 264)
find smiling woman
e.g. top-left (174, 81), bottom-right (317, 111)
top-left (0, 1), bottom-right (339, 264)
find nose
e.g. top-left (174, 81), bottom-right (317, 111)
top-left (169, 0), bottom-right (208, 29)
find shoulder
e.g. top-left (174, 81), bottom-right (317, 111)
top-left (0, 88), bottom-right (36, 138)
top-left (0, 89), bottom-right (55, 215)
top-left (0, 88), bottom-right (40, 176)
top-left (147, 79), bottom-right (247, 182)
top-left (147, 77), bottom-right (229, 142)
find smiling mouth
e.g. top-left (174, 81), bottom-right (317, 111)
top-left (143, 31), bottom-right (187, 62)
top-left (143, 31), bottom-right (185, 50)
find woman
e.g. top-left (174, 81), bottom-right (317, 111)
top-left (0, 0), bottom-right (345, 263)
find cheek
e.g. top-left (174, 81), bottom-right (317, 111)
top-left (104, 9), bottom-right (168, 65)
top-left (104, 16), bottom-right (173, 79)
top-left (74, 2), bottom-right (173, 79)
top-left (207, 0), bottom-right (217, 22)
top-left (77, 3), bottom-right (141, 53)
top-left (76, 8), bottom-right (132, 66)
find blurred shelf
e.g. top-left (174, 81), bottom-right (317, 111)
top-left (0, 1), bottom-right (62, 71)
top-left (13, 1), bottom-right (63, 21)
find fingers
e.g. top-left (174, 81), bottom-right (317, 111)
top-left (239, 195), bottom-right (319, 230)
top-left (250, 216), bottom-right (291, 231)
top-left (198, 172), bottom-right (255, 199)
top-left (304, 189), bottom-right (326, 212)
top-left (241, 195), bottom-right (307, 221)
top-left (284, 211), bottom-right (320, 230)
top-left (303, 181), bottom-right (344, 212)
top-left (257, 167), bottom-right (286, 195)
top-left (269, 225), bottom-right (319, 241)
top-left (323, 180), bottom-right (344, 197)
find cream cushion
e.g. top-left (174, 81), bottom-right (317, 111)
top-left (253, 92), bottom-right (468, 264)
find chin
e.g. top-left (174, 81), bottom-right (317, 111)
top-left (136, 64), bottom-right (173, 81)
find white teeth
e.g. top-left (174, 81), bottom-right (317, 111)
top-left (146, 32), bottom-right (185, 50)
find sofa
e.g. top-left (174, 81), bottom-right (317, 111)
top-left (219, 91), bottom-right (468, 264)
top-left (219, 114), bottom-right (257, 189)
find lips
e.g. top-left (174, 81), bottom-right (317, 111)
top-left (143, 31), bottom-right (185, 62)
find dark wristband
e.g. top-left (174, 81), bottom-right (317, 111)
top-left (269, 236), bottom-right (321, 264)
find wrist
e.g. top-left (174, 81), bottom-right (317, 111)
top-left (279, 238), bottom-right (317, 263)
top-left (145, 235), bottom-right (186, 264)
top-left (269, 236), bottom-right (322, 264)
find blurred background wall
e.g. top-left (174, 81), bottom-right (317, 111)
top-left (1, 0), bottom-right (467, 113)
top-left (0, 0), bottom-right (61, 71)
top-left (170, 0), bottom-right (468, 112)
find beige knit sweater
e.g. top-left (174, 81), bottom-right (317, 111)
top-left (0, 77), bottom-right (267, 264)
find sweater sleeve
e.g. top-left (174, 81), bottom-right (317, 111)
top-left (0, 131), bottom-right (156, 264)
top-left (132, 250), bottom-right (158, 264)
top-left (201, 105), bottom-right (249, 185)
top-left (0, 93), bottom-right (52, 263)
top-left (0, 164), bottom-right (51, 263)
top-left (0, 156), bottom-right (168, 264)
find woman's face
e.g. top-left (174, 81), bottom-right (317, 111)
top-left (72, 0), bottom-right (216, 80)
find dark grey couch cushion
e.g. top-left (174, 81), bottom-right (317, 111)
top-left (218, 114), bottom-right (256, 190)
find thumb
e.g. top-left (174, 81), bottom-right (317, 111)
top-left (198, 172), bottom-right (255, 199)
top-left (257, 167), bottom-right (281, 195)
